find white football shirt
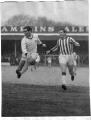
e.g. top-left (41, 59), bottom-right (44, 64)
top-left (21, 34), bottom-right (41, 54)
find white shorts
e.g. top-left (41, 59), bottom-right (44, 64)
top-left (59, 54), bottom-right (76, 66)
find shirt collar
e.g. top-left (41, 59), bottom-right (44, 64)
top-left (25, 34), bottom-right (33, 39)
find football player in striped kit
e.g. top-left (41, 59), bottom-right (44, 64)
top-left (47, 29), bottom-right (80, 90)
top-left (16, 26), bottom-right (46, 78)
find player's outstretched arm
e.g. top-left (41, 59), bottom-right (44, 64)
top-left (46, 50), bottom-right (51, 54)
top-left (46, 45), bottom-right (58, 54)
top-left (39, 42), bottom-right (47, 47)
top-left (36, 34), bottom-right (47, 47)
top-left (71, 37), bottom-right (80, 46)
top-left (46, 40), bottom-right (59, 54)
top-left (42, 43), bottom-right (47, 47)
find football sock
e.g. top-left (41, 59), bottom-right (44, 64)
top-left (62, 72), bottom-right (66, 85)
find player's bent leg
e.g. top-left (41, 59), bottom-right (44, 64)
top-left (16, 53), bottom-right (27, 78)
top-left (59, 55), bottom-right (67, 90)
top-left (68, 64), bottom-right (76, 81)
top-left (73, 61), bottom-right (77, 75)
top-left (20, 60), bottom-right (29, 77)
top-left (60, 63), bottom-right (67, 90)
top-left (68, 55), bottom-right (77, 81)
top-left (16, 60), bottom-right (25, 71)
top-left (16, 59), bottom-right (25, 78)
top-left (61, 72), bottom-right (67, 90)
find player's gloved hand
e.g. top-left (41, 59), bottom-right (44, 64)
top-left (42, 44), bottom-right (47, 47)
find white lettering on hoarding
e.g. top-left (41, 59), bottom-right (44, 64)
top-left (1, 26), bottom-right (8, 32)
top-left (10, 27), bottom-right (18, 32)
top-left (79, 26), bottom-right (84, 32)
top-left (20, 26), bottom-right (24, 32)
top-left (34, 26), bottom-right (38, 32)
top-left (1, 26), bottom-right (88, 33)
top-left (72, 26), bottom-right (78, 32)
top-left (48, 27), bottom-right (54, 32)
top-left (40, 26), bottom-right (46, 32)
top-left (65, 26), bottom-right (70, 32)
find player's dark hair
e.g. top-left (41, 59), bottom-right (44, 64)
top-left (23, 26), bottom-right (32, 32)
top-left (63, 29), bottom-right (66, 33)
top-left (58, 29), bottom-right (66, 34)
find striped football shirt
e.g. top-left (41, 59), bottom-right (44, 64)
top-left (51, 36), bottom-right (80, 55)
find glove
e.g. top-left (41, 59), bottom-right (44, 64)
top-left (40, 43), bottom-right (46, 47)
top-left (42, 44), bottom-right (46, 47)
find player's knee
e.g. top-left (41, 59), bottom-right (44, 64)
top-left (18, 60), bottom-right (25, 70)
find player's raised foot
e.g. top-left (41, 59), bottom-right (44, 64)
top-left (71, 75), bottom-right (74, 81)
top-left (62, 84), bottom-right (67, 90)
top-left (16, 70), bottom-right (21, 78)
top-left (17, 71), bottom-right (21, 78)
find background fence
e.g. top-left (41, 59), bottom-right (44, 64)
top-left (1, 54), bottom-right (89, 67)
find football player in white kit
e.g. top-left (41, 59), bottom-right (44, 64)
top-left (16, 26), bottom-right (46, 78)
